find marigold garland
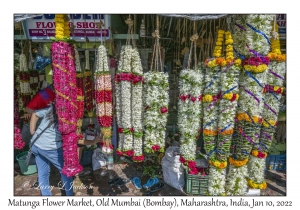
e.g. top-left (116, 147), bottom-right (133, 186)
top-left (247, 179), bottom-right (267, 190)
top-left (228, 157), bottom-right (249, 167)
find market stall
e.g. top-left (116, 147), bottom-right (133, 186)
top-left (14, 14), bottom-right (286, 196)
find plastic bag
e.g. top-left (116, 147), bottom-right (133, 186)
top-left (162, 146), bottom-right (185, 191)
top-left (92, 148), bottom-right (107, 171)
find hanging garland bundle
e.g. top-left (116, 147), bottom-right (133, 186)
top-left (207, 31), bottom-right (242, 196)
top-left (94, 45), bottom-right (113, 153)
top-left (202, 30), bottom-right (225, 157)
top-left (19, 54), bottom-right (31, 114)
top-left (115, 45), bottom-right (134, 157)
top-left (29, 70), bottom-right (39, 96)
top-left (247, 21), bottom-right (286, 190)
top-left (144, 29), bottom-right (169, 154)
top-left (178, 33), bottom-right (204, 174)
top-left (52, 14), bottom-right (82, 177)
top-left (14, 53), bottom-right (25, 150)
top-left (131, 48), bottom-right (144, 162)
top-left (84, 49), bottom-right (95, 119)
top-left (226, 14), bottom-right (273, 195)
top-left (75, 49), bottom-right (85, 144)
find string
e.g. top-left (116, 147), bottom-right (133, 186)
top-left (84, 15), bottom-right (88, 49)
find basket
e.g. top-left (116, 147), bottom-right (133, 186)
top-left (184, 169), bottom-right (208, 195)
top-left (266, 154), bottom-right (286, 171)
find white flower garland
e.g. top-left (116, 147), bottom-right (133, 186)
top-left (143, 71), bottom-right (169, 153)
top-left (226, 165), bottom-right (248, 196)
top-left (247, 155), bottom-right (266, 184)
top-left (208, 167), bottom-right (226, 196)
top-left (75, 49), bottom-right (82, 72)
top-left (178, 68), bottom-right (203, 161)
top-left (131, 48), bottom-right (144, 158)
top-left (19, 54), bottom-right (31, 95)
top-left (85, 50), bottom-right (90, 70)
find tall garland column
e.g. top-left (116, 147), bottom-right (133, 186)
top-left (19, 53), bottom-right (32, 120)
top-left (84, 49), bottom-right (95, 121)
top-left (75, 49), bottom-right (85, 151)
top-left (207, 30), bottom-right (242, 196)
top-left (226, 14), bottom-right (273, 195)
top-left (178, 34), bottom-right (204, 174)
top-left (14, 53), bottom-right (25, 150)
top-left (116, 45), bottom-right (134, 157)
top-left (131, 48), bottom-right (144, 162)
top-left (144, 30), bottom-right (169, 154)
top-left (247, 21), bottom-right (286, 190)
top-left (52, 14), bottom-right (82, 177)
top-left (202, 30), bottom-right (225, 196)
top-left (94, 45), bottom-right (113, 153)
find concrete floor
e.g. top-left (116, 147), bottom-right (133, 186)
top-left (14, 162), bottom-right (286, 196)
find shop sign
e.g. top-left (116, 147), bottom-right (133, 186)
top-left (26, 14), bottom-right (110, 40)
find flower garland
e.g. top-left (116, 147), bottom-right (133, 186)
top-left (75, 49), bottom-right (85, 147)
top-left (207, 31), bottom-right (242, 196)
top-left (54, 14), bottom-right (70, 40)
top-left (52, 14), bottom-right (82, 177)
top-left (19, 54), bottom-right (32, 115)
top-left (143, 71), bottom-right (169, 153)
top-left (83, 49), bottom-right (95, 119)
top-left (226, 14), bottom-right (272, 195)
top-left (94, 45), bottom-right (113, 153)
top-left (115, 46), bottom-right (135, 156)
top-left (131, 48), bottom-right (144, 162)
top-left (14, 53), bottom-right (25, 150)
top-left (248, 21), bottom-right (286, 190)
top-left (178, 67), bottom-right (204, 173)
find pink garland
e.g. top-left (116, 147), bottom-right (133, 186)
top-left (52, 41), bottom-right (82, 177)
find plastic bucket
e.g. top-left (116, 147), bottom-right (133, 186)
top-left (16, 151), bottom-right (37, 175)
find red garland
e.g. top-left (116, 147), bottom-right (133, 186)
top-left (132, 154), bottom-right (145, 162)
top-left (84, 71), bottom-right (94, 113)
top-left (151, 145), bottom-right (161, 152)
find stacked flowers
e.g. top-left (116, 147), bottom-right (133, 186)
top-left (19, 54), bottom-right (31, 114)
top-left (54, 14), bottom-right (70, 40)
top-left (143, 71), bottom-right (169, 153)
top-left (207, 31), bottom-right (242, 196)
top-left (116, 45), bottom-right (134, 157)
top-left (94, 45), bottom-right (113, 153)
top-left (213, 30), bottom-right (225, 58)
top-left (75, 49), bottom-right (85, 148)
top-left (52, 14), bottom-right (82, 177)
top-left (247, 22), bottom-right (286, 190)
top-left (178, 68), bottom-right (204, 174)
top-left (226, 14), bottom-right (273, 195)
top-left (131, 48), bottom-right (144, 162)
top-left (14, 53), bottom-right (25, 150)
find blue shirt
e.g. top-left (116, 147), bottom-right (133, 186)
top-left (30, 106), bottom-right (62, 150)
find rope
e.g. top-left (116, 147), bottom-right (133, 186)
top-left (271, 15), bottom-right (279, 40)
top-left (150, 29), bottom-right (163, 72)
top-left (187, 33), bottom-right (199, 70)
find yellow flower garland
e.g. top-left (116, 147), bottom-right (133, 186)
top-left (262, 119), bottom-right (276, 127)
top-left (228, 156), bottom-right (248, 167)
top-left (237, 113), bottom-right (262, 124)
top-left (244, 64), bottom-right (268, 73)
top-left (84, 70), bottom-right (92, 77)
top-left (54, 14), bottom-right (70, 40)
top-left (209, 160), bottom-right (228, 169)
top-left (247, 179), bottom-right (267, 190)
top-left (251, 149), bottom-right (268, 158)
top-left (213, 30), bottom-right (225, 58)
top-left (222, 93), bottom-right (239, 101)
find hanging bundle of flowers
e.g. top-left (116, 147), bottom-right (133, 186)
top-left (206, 31), bottom-right (242, 196)
top-left (247, 21), bottom-right (286, 190)
top-left (83, 49), bottom-right (95, 119)
top-left (14, 53), bottom-right (25, 150)
top-left (115, 45), bottom-right (134, 157)
top-left (52, 14), bottom-right (82, 177)
top-left (143, 30), bottom-right (169, 154)
top-left (94, 45), bottom-right (113, 153)
top-left (202, 30), bottom-right (225, 157)
top-left (131, 48), bottom-right (144, 162)
top-left (19, 54), bottom-right (31, 114)
top-left (75, 49), bottom-right (85, 145)
top-left (178, 34), bottom-right (204, 174)
top-left (226, 14), bottom-right (273, 195)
